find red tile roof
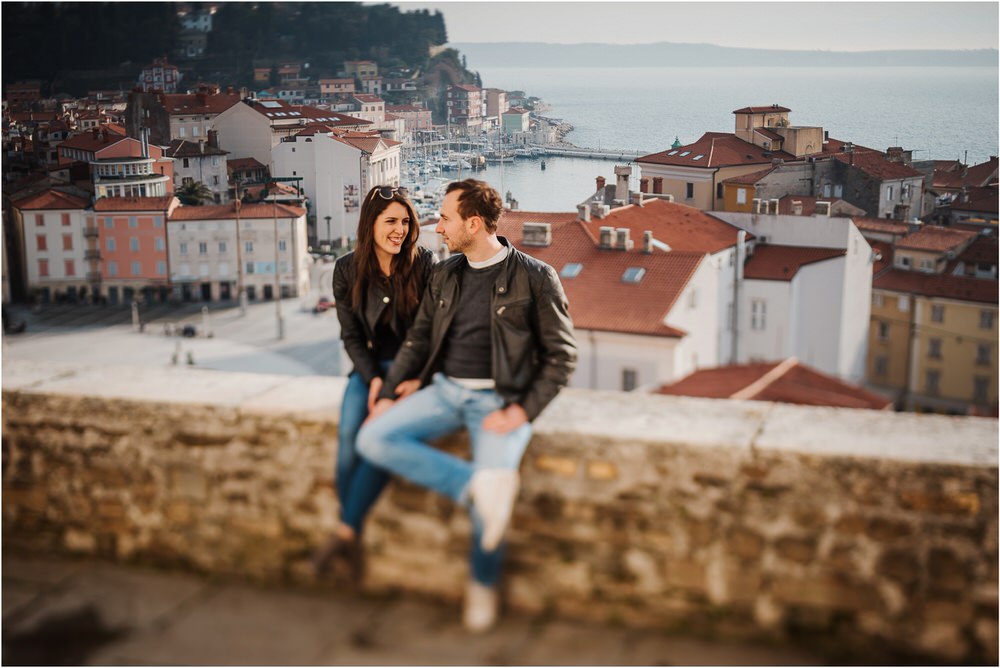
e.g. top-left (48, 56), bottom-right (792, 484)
top-left (754, 128), bottom-right (784, 142)
top-left (169, 202), bottom-right (306, 220)
top-left (166, 138), bottom-right (228, 158)
top-left (722, 166), bottom-right (777, 185)
top-left (332, 133), bottom-right (400, 153)
top-left (869, 240), bottom-right (894, 274)
top-left (496, 213), bottom-right (702, 337)
top-left (896, 225), bottom-right (977, 252)
top-left (160, 93), bottom-right (241, 116)
top-left (833, 150), bottom-right (923, 180)
top-left (12, 189), bottom-right (90, 210)
top-left (586, 199), bottom-right (742, 253)
top-left (59, 128), bottom-right (130, 153)
top-left (638, 132), bottom-right (796, 168)
top-left (852, 217), bottom-right (910, 236)
top-left (227, 157), bottom-right (267, 170)
top-left (874, 268), bottom-right (998, 304)
top-left (955, 234), bottom-right (998, 266)
top-left (93, 196), bottom-right (176, 212)
top-left (246, 99), bottom-right (371, 127)
top-left (732, 106), bottom-right (792, 114)
top-left (951, 185), bottom-right (999, 214)
top-left (743, 244), bottom-right (846, 281)
top-left (657, 358), bottom-right (892, 410)
top-left (352, 94), bottom-right (383, 103)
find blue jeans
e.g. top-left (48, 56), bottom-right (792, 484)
top-left (336, 361), bottom-right (393, 533)
top-left (357, 373), bottom-right (533, 586)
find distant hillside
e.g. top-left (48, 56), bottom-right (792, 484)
top-left (452, 42), bottom-right (999, 68)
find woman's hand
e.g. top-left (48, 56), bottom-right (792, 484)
top-left (367, 377), bottom-right (383, 412)
top-left (364, 398), bottom-right (395, 425)
top-left (482, 403), bottom-right (529, 434)
top-left (394, 379), bottom-right (421, 400)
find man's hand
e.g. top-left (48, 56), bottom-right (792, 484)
top-left (367, 377), bottom-right (383, 412)
top-left (394, 379), bottom-right (421, 400)
top-left (364, 397), bottom-right (395, 425)
top-left (481, 403), bottom-right (529, 434)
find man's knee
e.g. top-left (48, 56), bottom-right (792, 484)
top-left (356, 421), bottom-right (386, 463)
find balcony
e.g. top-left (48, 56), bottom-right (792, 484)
top-left (84, 250), bottom-right (101, 261)
top-left (83, 226), bottom-right (99, 238)
top-left (2, 359), bottom-right (997, 665)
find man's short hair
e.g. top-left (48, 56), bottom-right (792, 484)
top-left (446, 179), bottom-right (504, 233)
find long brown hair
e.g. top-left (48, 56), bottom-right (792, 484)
top-left (351, 186), bottom-right (424, 321)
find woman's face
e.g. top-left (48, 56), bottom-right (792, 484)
top-left (372, 201), bottom-right (411, 263)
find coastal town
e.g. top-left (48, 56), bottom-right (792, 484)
top-left (2, 4), bottom-right (997, 423)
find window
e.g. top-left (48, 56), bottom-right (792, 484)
top-left (686, 183), bottom-right (694, 199)
top-left (183, 158), bottom-right (190, 168)
top-left (130, 237), bottom-right (140, 252)
top-left (716, 183), bottom-right (723, 199)
top-left (898, 295), bottom-right (910, 313)
top-left (60, 234), bottom-right (72, 250)
top-left (886, 185), bottom-right (894, 201)
top-left (129, 216), bottom-right (138, 228)
top-left (155, 237), bottom-right (164, 251)
top-left (199, 242), bottom-right (208, 254)
top-left (36, 234), bottom-right (47, 251)
top-left (919, 259), bottom-right (934, 272)
top-left (106, 237), bottom-right (116, 252)
top-left (833, 184), bottom-right (843, 197)
top-left (218, 262), bottom-right (229, 277)
top-left (104, 217), bottom-right (114, 229)
top-left (980, 310), bottom-right (994, 330)
top-left (621, 267), bottom-right (646, 283)
top-left (751, 299), bottom-right (766, 330)
top-left (874, 355), bottom-right (888, 377)
top-left (154, 217), bottom-right (163, 228)
top-left (622, 368), bottom-right (638, 392)
top-left (35, 214), bottom-right (44, 226)
top-left (898, 256), bottom-right (911, 269)
top-left (278, 240), bottom-right (287, 252)
top-left (213, 175), bottom-right (220, 186)
top-left (179, 127), bottom-right (186, 137)
top-left (107, 261), bottom-right (117, 276)
top-left (131, 261), bottom-right (141, 276)
top-left (199, 263), bottom-right (209, 277)
top-left (931, 304), bottom-right (944, 323)
top-left (180, 242), bottom-right (188, 255)
top-left (245, 241), bottom-right (254, 253)
top-left (925, 369), bottom-right (940, 395)
top-left (246, 262), bottom-right (255, 274)
top-left (928, 338), bottom-right (942, 359)
top-left (737, 188), bottom-right (747, 205)
top-left (877, 321), bottom-right (889, 341)
top-left (64, 260), bottom-right (75, 276)
top-left (976, 344), bottom-right (990, 366)
top-left (219, 241), bottom-right (227, 253)
top-left (38, 259), bottom-right (49, 277)
top-left (61, 213), bottom-right (71, 226)
top-left (872, 293), bottom-right (884, 307)
top-left (974, 376), bottom-right (990, 403)
top-left (156, 261), bottom-right (166, 275)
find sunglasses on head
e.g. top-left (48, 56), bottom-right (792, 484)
top-left (369, 186), bottom-right (409, 203)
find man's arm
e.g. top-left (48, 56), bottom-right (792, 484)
top-left (377, 276), bottom-right (437, 401)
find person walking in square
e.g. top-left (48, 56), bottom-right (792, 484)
top-left (357, 178), bottom-right (577, 631)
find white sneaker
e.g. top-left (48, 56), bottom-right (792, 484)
top-left (469, 469), bottom-right (520, 552)
top-left (463, 580), bottom-right (499, 633)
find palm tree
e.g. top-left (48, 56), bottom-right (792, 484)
top-left (176, 181), bottom-right (214, 206)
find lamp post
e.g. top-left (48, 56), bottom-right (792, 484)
top-left (324, 215), bottom-right (331, 247)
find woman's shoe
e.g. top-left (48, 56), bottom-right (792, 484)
top-left (312, 532), bottom-right (365, 582)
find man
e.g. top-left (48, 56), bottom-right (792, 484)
top-left (357, 178), bottom-right (577, 632)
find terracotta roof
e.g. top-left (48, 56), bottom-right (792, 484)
top-left (12, 189), bottom-right (90, 210)
top-left (732, 105), bottom-right (792, 114)
top-left (495, 214), bottom-right (702, 338)
top-left (744, 244), bottom-right (846, 281)
top-left (869, 240), bottom-right (894, 274)
top-left (657, 358), bottom-right (892, 410)
top-left (833, 150), bottom-right (923, 180)
top-left (938, 157), bottom-right (1000, 189)
top-left (896, 225), bottom-right (977, 252)
top-left (754, 128), bottom-right (784, 141)
top-left (583, 198), bottom-right (743, 254)
top-left (93, 196), bottom-right (176, 212)
top-left (160, 93), bottom-right (241, 116)
top-left (951, 186), bottom-right (999, 214)
top-left (873, 268), bottom-right (998, 304)
top-left (638, 132), bottom-right (796, 168)
top-left (227, 157), bottom-right (266, 170)
top-left (166, 138), bottom-right (228, 158)
top-left (452, 84), bottom-right (481, 93)
top-left (332, 133), bottom-right (400, 153)
top-left (852, 217), bottom-right (910, 236)
top-left (58, 128), bottom-right (130, 153)
top-left (955, 234), bottom-right (998, 267)
top-left (352, 94), bottom-right (383, 103)
top-left (169, 202), bottom-right (306, 220)
top-left (245, 99), bottom-right (371, 127)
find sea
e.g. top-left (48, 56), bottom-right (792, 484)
top-left (437, 66), bottom-right (999, 213)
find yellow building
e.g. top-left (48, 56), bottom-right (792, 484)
top-left (867, 230), bottom-right (997, 415)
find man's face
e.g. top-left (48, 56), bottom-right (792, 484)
top-left (436, 190), bottom-right (475, 253)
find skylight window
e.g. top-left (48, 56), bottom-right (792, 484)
top-left (275, 112), bottom-right (287, 117)
top-left (622, 267), bottom-right (646, 283)
top-left (692, 154), bottom-right (704, 161)
top-left (667, 150), bottom-right (679, 156)
top-left (289, 111), bottom-right (301, 116)
top-left (259, 100), bottom-right (281, 108)
top-left (679, 151), bottom-right (691, 157)
top-left (560, 262), bottom-right (583, 278)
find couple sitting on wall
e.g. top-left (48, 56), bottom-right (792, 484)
top-left (313, 179), bottom-right (578, 632)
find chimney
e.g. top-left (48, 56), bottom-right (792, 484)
top-left (521, 222), bottom-right (552, 247)
top-left (652, 176), bottom-right (663, 194)
top-left (208, 129), bottom-right (219, 149)
top-left (792, 200), bottom-right (803, 215)
top-left (598, 226), bottom-right (614, 249)
top-left (615, 227), bottom-right (632, 251)
top-left (596, 175), bottom-right (606, 191)
top-left (614, 165), bottom-right (631, 203)
top-left (197, 92), bottom-right (207, 106)
top-left (630, 192), bottom-right (644, 207)
top-left (643, 230), bottom-right (653, 254)
top-left (639, 177), bottom-right (650, 193)
top-left (226, 86), bottom-right (234, 95)
top-left (577, 203), bottom-right (591, 223)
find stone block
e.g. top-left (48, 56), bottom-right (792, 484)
top-left (974, 618), bottom-right (999, 661)
top-left (3, 485), bottom-right (48, 514)
top-left (927, 547), bottom-right (967, 591)
top-left (775, 536), bottom-right (817, 564)
top-left (917, 620), bottom-right (968, 662)
top-left (586, 460), bottom-right (617, 481)
top-left (665, 559), bottom-right (706, 592)
top-left (728, 527), bottom-right (764, 561)
top-left (771, 574), bottom-right (878, 611)
top-left (898, 489), bottom-right (981, 516)
top-left (623, 548), bottom-right (662, 593)
top-left (176, 423), bottom-right (238, 447)
top-left (534, 454), bottom-right (578, 478)
top-left (164, 500), bottom-right (194, 523)
top-left (168, 466), bottom-right (208, 500)
top-left (64, 528), bottom-right (97, 553)
top-left (876, 547), bottom-right (920, 585)
top-left (920, 599), bottom-right (973, 624)
top-left (864, 516), bottom-right (914, 541)
top-left (835, 513), bottom-right (865, 535)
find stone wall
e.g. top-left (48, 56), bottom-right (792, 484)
top-left (3, 359), bottom-right (998, 663)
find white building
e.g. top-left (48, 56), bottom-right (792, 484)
top-left (11, 189), bottom-right (91, 302)
top-left (713, 210), bottom-right (875, 382)
top-left (271, 129), bottom-right (402, 241)
top-left (167, 202), bottom-right (310, 302)
top-left (166, 135), bottom-right (230, 203)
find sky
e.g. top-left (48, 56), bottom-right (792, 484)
top-left (389, 1), bottom-right (999, 51)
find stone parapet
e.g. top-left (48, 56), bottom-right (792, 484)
top-left (3, 359), bottom-right (997, 663)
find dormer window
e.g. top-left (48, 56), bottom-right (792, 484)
top-left (679, 151), bottom-right (690, 157)
top-left (560, 262), bottom-right (583, 278)
top-left (622, 267), bottom-right (646, 283)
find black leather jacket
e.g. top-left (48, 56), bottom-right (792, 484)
top-left (379, 237), bottom-right (577, 422)
top-left (332, 246), bottom-right (436, 385)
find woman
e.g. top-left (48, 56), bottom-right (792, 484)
top-left (313, 185), bottom-right (435, 579)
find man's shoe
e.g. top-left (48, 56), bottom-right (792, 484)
top-left (313, 533), bottom-right (364, 581)
top-left (469, 469), bottom-right (520, 552)
top-left (463, 580), bottom-right (499, 633)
